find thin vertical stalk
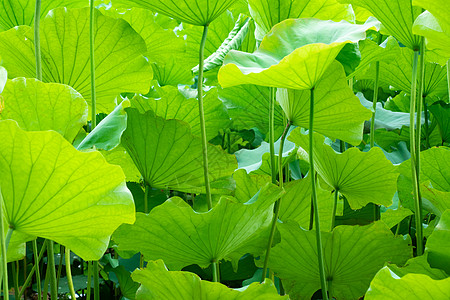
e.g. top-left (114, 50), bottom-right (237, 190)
top-left (56, 245), bottom-right (64, 288)
top-left (0, 189), bottom-right (10, 300)
top-left (19, 240), bottom-right (47, 299)
top-left (93, 261), bottom-right (99, 300)
top-left (269, 87), bottom-right (277, 184)
top-left (47, 241), bottom-right (58, 299)
top-left (197, 25), bottom-right (212, 210)
top-left (12, 261), bottom-right (19, 300)
top-left (423, 99), bottom-right (430, 148)
top-left (331, 190), bottom-right (339, 229)
top-left (370, 61), bottom-right (380, 148)
top-left (33, 240), bottom-right (42, 300)
top-left (261, 121), bottom-right (291, 282)
top-left (34, 0), bottom-right (42, 80)
top-left (86, 261), bottom-right (92, 300)
top-left (410, 50), bottom-right (423, 256)
top-left (144, 183), bottom-right (150, 214)
top-left (415, 37), bottom-right (425, 167)
top-left (43, 265), bottom-right (50, 299)
top-left (66, 248), bottom-right (77, 300)
top-left (212, 260), bottom-right (220, 282)
top-left (90, 0), bottom-right (97, 130)
top-left (310, 87), bottom-right (328, 300)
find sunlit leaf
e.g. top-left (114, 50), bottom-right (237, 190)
top-left (0, 120), bottom-right (135, 260)
top-left (426, 209), bottom-right (450, 274)
top-left (0, 7), bottom-right (152, 113)
top-left (365, 266), bottom-right (450, 299)
top-left (113, 183), bottom-right (284, 270)
top-left (219, 17), bottom-right (378, 90)
top-left (267, 221), bottom-right (412, 299)
top-left (122, 108), bottom-right (237, 194)
top-left (132, 260), bottom-right (286, 299)
top-left (277, 61), bottom-right (371, 145)
top-left (0, 78), bottom-right (88, 143)
top-left (289, 129), bottom-right (399, 209)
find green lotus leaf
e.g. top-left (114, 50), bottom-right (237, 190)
top-left (426, 209), bottom-right (450, 274)
top-left (114, 0), bottom-right (238, 26)
top-left (218, 84), bottom-right (285, 137)
top-left (131, 86), bottom-right (230, 141)
top-left (398, 147), bottom-right (450, 212)
top-left (0, 120), bottom-right (135, 260)
top-left (289, 129), bottom-right (399, 209)
top-left (421, 182), bottom-right (450, 217)
top-left (428, 101), bottom-right (450, 144)
top-left (218, 17), bottom-right (378, 90)
top-left (365, 266), bottom-right (450, 299)
top-left (0, 7), bottom-right (152, 113)
top-left (248, 0), bottom-right (354, 41)
top-left (279, 177), bottom-right (335, 231)
top-left (132, 260), bottom-right (287, 300)
top-left (386, 254), bottom-right (448, 280)
top-left (277, 61), bottom-right (371, 145)
top-left (357, 42), bottom-right (448, 100)
top-left (113, 183), bottom-right (284, 270)
top-left (0, 78), bottom-right (88, 143)
top-left (381, 207), bottom-right (413, 229)
top-left (337, 0), bottom-right (422, 50)
top-left (77, 100), bottom-right (130, 151)
top-left (413, 0), bottom-right (450, 60)
top-left (103, 7), bottom-right (194, 86)
top-left (122, 108), bottom-right (237, 194)
top-left (0, 0), bottom-right (90, 31)
top-left (100, 145), bottom-right (141, 183)
top-left (233, 169), bottom-right (271, 203)
top-left (267, 221), bottom-right (412, 299)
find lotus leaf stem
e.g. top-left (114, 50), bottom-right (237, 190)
top-left (197, 25), bottom-right (213, 210)
top-left (87, 261), bottom-right (92, 300)
top-left (47, 241), bottom-right (58, 299)
top-left (94, 261), bottom-right (100, 300)
top-left (0, 189), bottom-right (11, 300)
top-left (269, 87), bottom-right (277, 184)
top-left (66, 248), bottom-right (77, 299)
top-left (410, 49), bottom-right (423, 256)
top-left (331, 190), bottom-right (339, 229)
top-left (261, 120), bottom-right (291, 282)
top-left (310, 87), bottom-right (328, 300)
top-left (12, 261), bottom-right (19, 300)
top-left (90, 0), bottom-right (97, 130)
top-left (212, 260), bottom-right (220, 282)
top-left (33, 240), bottom-right (43, 300)
top-left (34, 0), bottom-right (42, 81)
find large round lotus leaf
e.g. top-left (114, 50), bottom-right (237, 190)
top-left (0, 120), bottom-right (135, 260)
top-left (218, 17), bottom-right (378, 90)
top-left (113, 183), bottom-right (284, 270)
top-left (426, 209), bottom-right (450, 274)
top-left (113, 0), bottom-right (238, 26)
top-left (267, 221), bottom-right (412, 299)
top-left (289, 129), bottom-right (399, 209)
top-left (131, 86), bottom-right (230, 141)
top-left (1, 78), bottom-right (88, 143)
top-left (413, 0), bottom-right (450, 60)
top-left (0, 0), bottom-right (89, 31)
top-left (277, 61), bottom-right (371, 145)
top-left (133, 260), bottom-right (287, 300)
top-left (122, 108), bottom-right (237, 194)
top-left (365, 266), bottom-right (450, 299)
top-left (248, 0), bottom-right (354, 40)
top-left (0, 7), bottom-right (153, 113)
top-left (337, 0), bottom-right (422, 50)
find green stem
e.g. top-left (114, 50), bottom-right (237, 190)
top-left (197, 24), bottom-right (212, 210)
top-left (339, 140), bottom-right (346, 153)
top-left (19, 240), bottom-right (47, 299)
top-left (310, 87), bottom-right (328, 300)
top-left (144, 183), bottom-right (150, 214)
top-left (43, 263), bottom-right (50, 300)
top-left (269, 87), bottom-right (277, 184)
top-left (56, 245), bottom-right (63, 288)
top-left (370, 61), bottom-right (380, 148)
top-left (33, 240), bottom-right (42, 300)
top-left (410, 49), bottom-right (423, 256)
top-left (261, 121), bottom-right (291, 282)
top-left (348, 77), bottom-right (353, 91)
top-left (90, 0), bottom-right (97, 130)
top-left (34, 0), bottom-right (42, 80)
top-left (12, 261), bottom-right (19, 300)
top-left (1, 188), bottom-right (13, 300)
top-left (47, 241), bottom-right (58, 299)
top-left (331, 190), bottom-right (338, 229)
top-left (212, 261), bottom-right (220, 282)
top-left (66, 248), bottom-right (77, 300)
top-left (87, 261), bottom-right (92, 300)
top-left (93, 261), bottom-right (99, 300)
top-left (423, 99), bottom-right (430, 149)
top-left (415, 37), bottom-right (425, 167)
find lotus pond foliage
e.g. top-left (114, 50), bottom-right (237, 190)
top-left (0, 0), bottom-right (449, 299)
